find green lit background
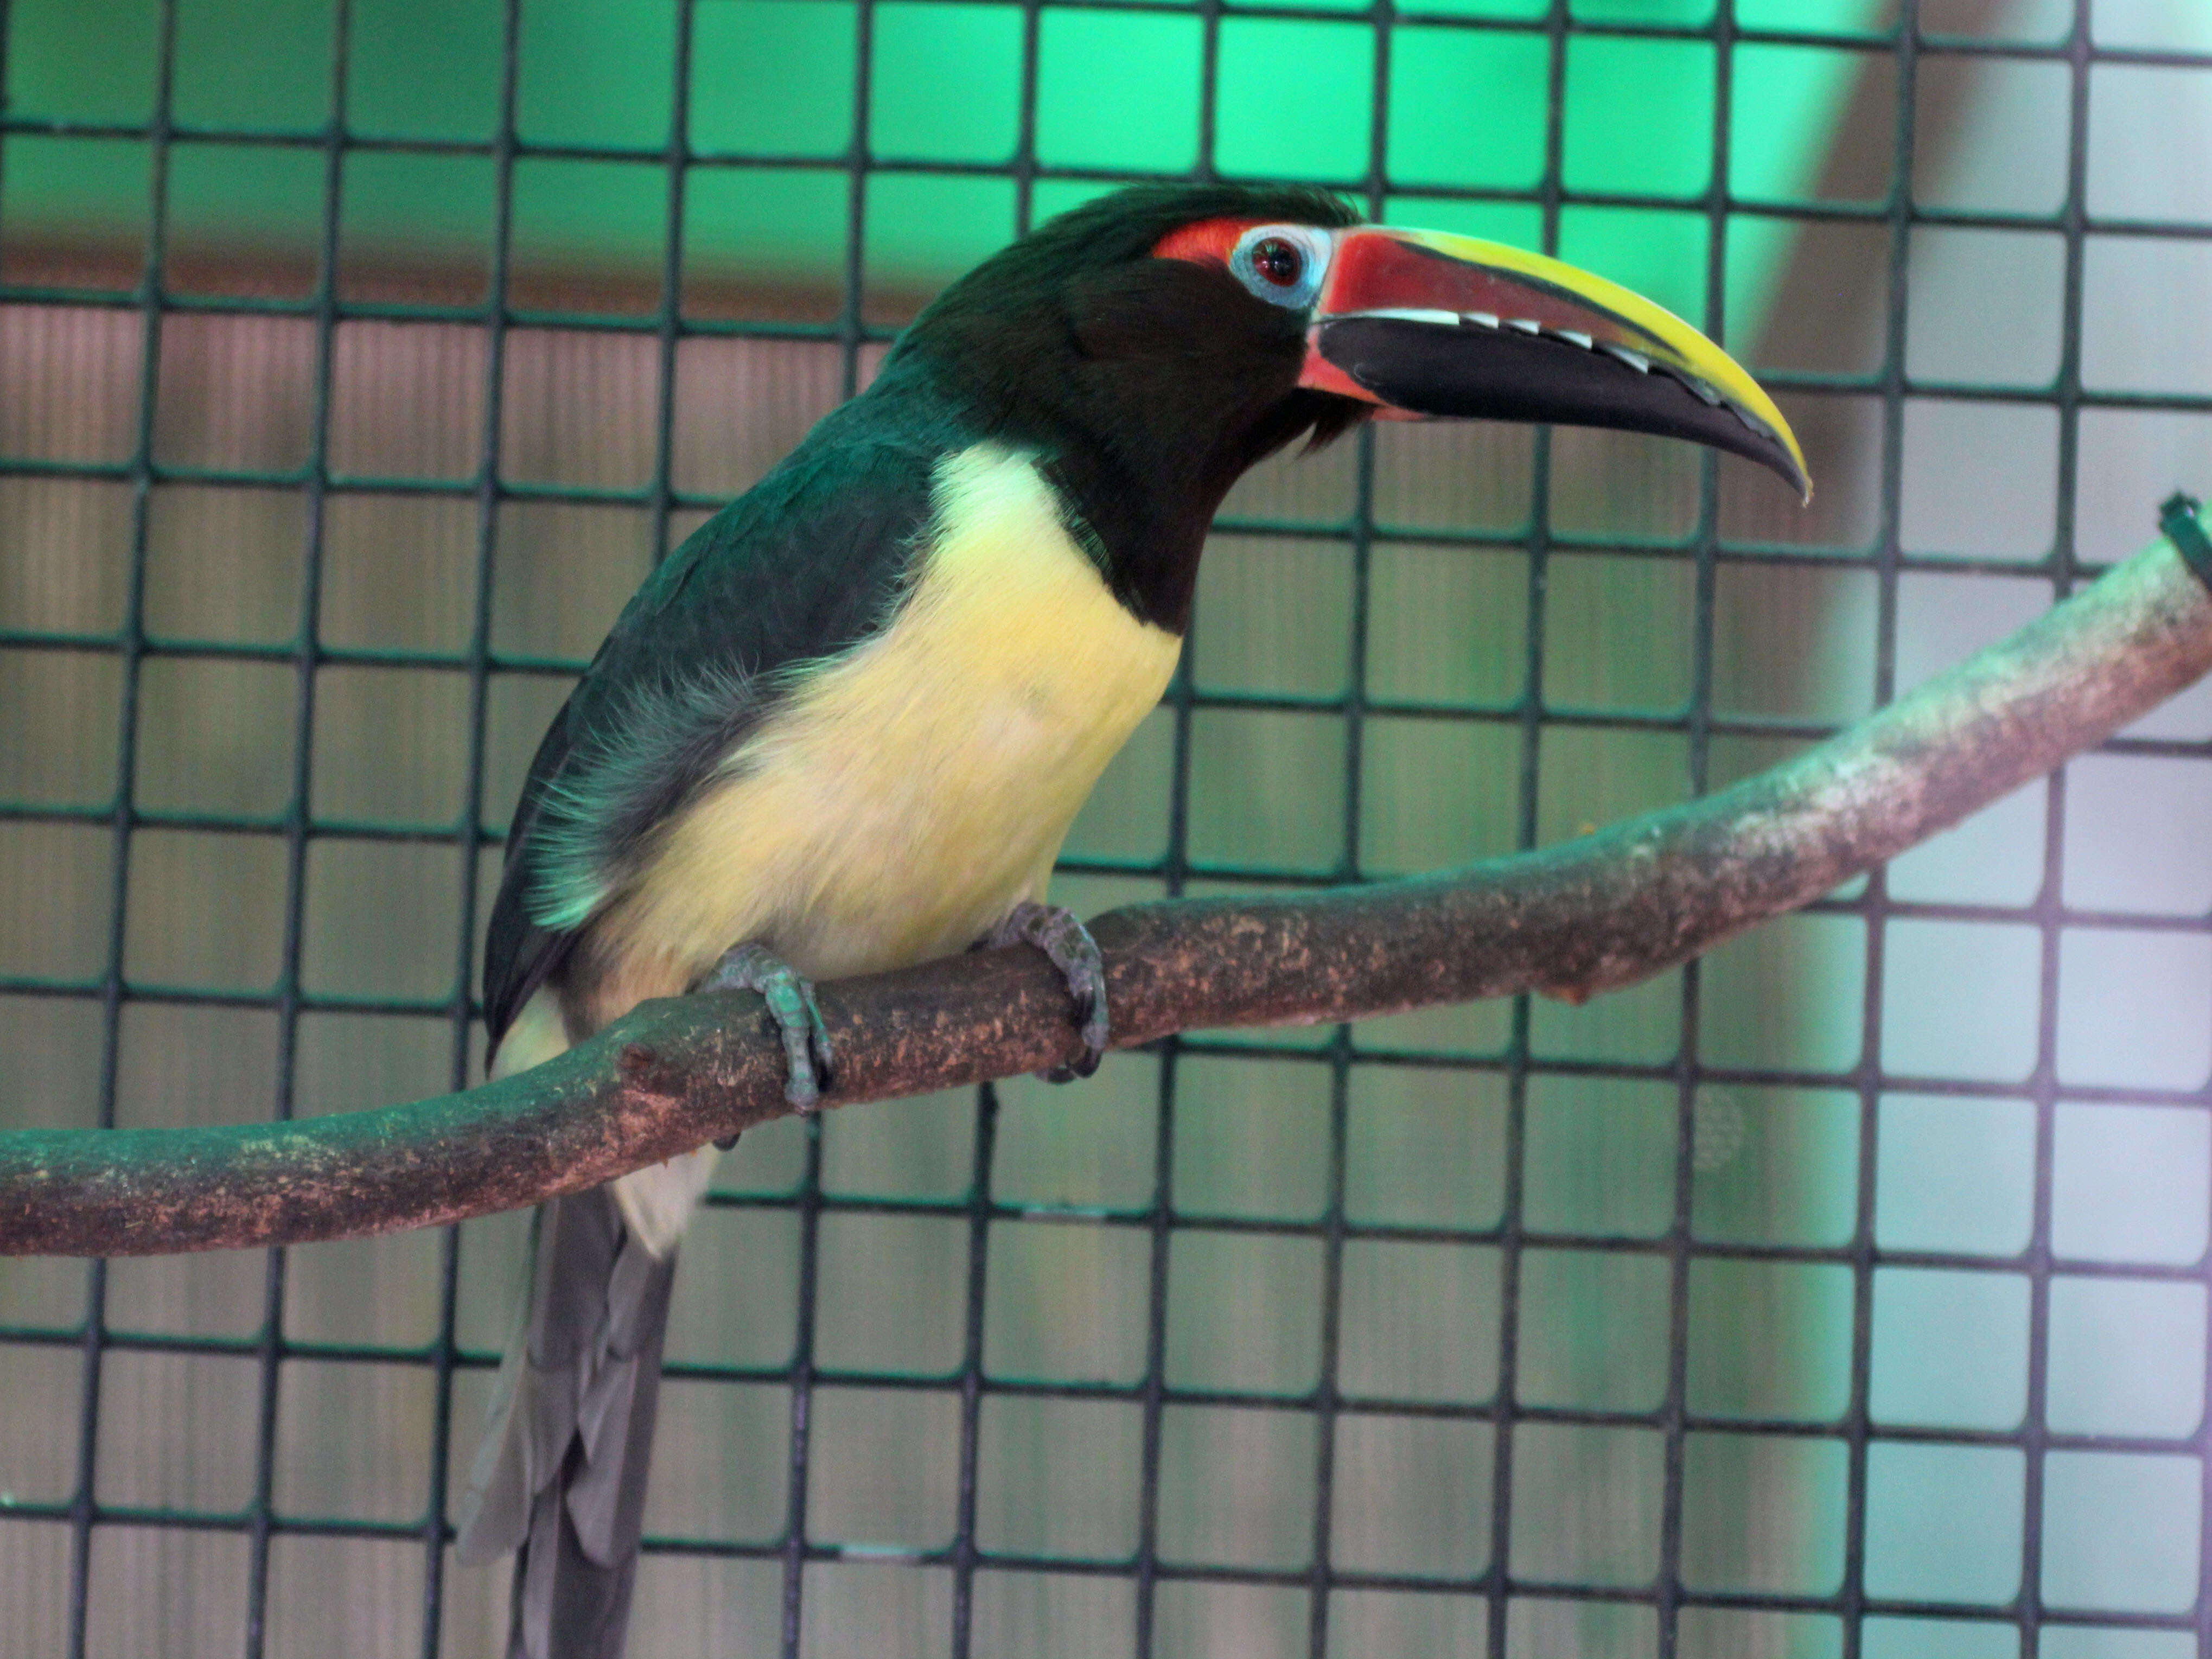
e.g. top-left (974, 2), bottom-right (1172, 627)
top-left (3, 0), bottom-right (1873, 331)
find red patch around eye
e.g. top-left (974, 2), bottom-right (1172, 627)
top-left (1152, 217), bottom-right (1265, 267)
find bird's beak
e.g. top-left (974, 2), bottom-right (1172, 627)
top-left (1300, 226), bottom-right (1810, 501)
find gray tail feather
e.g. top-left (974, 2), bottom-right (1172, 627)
top-left (456, 1187), bottom-right (678, 1659)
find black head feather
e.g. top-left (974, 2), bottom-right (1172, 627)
top-left (879, 182), bottom-right (1371, 632)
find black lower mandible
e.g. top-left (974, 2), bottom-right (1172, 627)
top-left (2159, 492), bottom-right (2212, 593)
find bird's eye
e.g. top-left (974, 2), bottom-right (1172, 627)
top-left (1251, 237), bottom-right (1303, 286)
top-left (1228, 224), bottom-right (1331, 311)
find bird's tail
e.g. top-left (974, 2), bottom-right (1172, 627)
top-left (455, 1186), bottom-right (679, 1659)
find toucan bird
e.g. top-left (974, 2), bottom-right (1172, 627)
top-left (452, 181), bottom-right (1807, 1659)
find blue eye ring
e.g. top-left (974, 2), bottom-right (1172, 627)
top-left (1228, 224), bottom-right (1331, 311)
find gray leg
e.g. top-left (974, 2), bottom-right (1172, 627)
top-left (700, 942), bottom-right (833, 1112)
top-left (990, 900), bottom-right (1110, 1081)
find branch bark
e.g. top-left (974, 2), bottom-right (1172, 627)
top-left (6, 537), bottom-right (2210, 1258)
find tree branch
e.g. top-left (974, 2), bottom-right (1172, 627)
top-left (5, 537), bottom-right (2210, 1258)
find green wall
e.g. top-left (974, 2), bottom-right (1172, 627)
top-left (5, 0), bottom-right (1878, 336)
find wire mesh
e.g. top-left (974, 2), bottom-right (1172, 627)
top-left (2, 1), bottom-right (2211, 1657)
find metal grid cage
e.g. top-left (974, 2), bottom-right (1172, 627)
top-left (3, 0), bottom-right (2211, 1656)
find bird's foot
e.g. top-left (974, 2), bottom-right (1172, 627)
top-left (989, 901), bottom-right (1109, 1082)
top-left (699, 942), bottom-right (833, 1116)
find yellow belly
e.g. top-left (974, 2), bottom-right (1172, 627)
top-left (572, 442), bottom-right (1182, 1031)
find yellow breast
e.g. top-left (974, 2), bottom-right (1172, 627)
top-left (577, 442), bottom-right (1182, 1028)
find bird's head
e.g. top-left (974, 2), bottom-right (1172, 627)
top-left (883, 182), bottom-right (1807, 630)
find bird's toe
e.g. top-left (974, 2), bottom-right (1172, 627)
top-left (991, 900), bottom-right (1110, 1082)
top-left (701, 942), bottom-right (831, 1112)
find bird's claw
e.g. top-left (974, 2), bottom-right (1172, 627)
top-left (700, 942), bottom-right (833, 1113)
top-left (990, 901), bottom-right (1109, 1081)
